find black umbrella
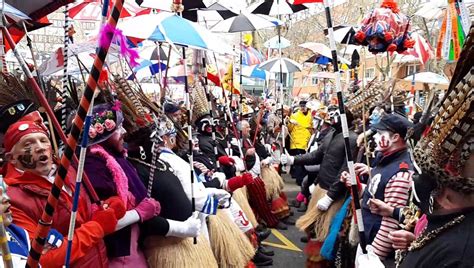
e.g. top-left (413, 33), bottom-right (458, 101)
top-left (323, 25), bottom-right (357, 45)
top-left (249, 0), bottom-right (307, 16)
top-left (201, 2), bottom-right (238, 20)
top-left (135, 0), bottom-right (206, 22)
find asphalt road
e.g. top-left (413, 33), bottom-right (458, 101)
top-left (259, 174), bottom-right (307, 268)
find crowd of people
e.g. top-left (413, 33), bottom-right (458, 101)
top-left (0, 26), bottom-right (472, 268)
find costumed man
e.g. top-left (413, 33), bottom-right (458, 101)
top-left (0, 178), bottom-right (64, 267)
top-left (340, 113), bottom-right (414, 264)
top-left (2, 118), bottom-right (120, 267)
top-left (125, 126), bottom-right (218, 268)
top-left (237, 120), bottom-right (287, 230)
top-left (391, 29), bottom-right (474, 267)
top-left (287, 100), bottom-right (313, 186)
top-left (281, 105), bottom-right (358, 267)
top-left (156, 115), bottom-right (232, 240)
top-left (84, 102), bottom-right (161, 267)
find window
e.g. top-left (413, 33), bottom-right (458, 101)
top-left (311, 77), bottom-right (318, 85)
top-left (406, 64), bottom-right (421, 76)
top-left (365, 68), bottom-right (375, 79)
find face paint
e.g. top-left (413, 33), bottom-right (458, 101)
top-left (369, 108), bottom-right (383, 126)
top-left (377, 130), bottom-right (393, 152)
top-left (18, 147), bottom-right (37, 169)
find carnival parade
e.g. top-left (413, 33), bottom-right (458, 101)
top-left (0, 0), bottom-right (472, 267)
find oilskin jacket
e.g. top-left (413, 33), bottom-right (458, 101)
top-left (288, 110), bottom-right (313, 150)
top-left (3, 163), bottom-right (108, 268)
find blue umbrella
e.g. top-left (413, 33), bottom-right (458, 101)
top-left (242, 65), bottom-right (267, 80)
top-left (119, 13), bottom-right (233, 54)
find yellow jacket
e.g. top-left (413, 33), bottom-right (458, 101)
top-left (288, 110), bottom-right (313, 150)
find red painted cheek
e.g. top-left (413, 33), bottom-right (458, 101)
top-left (379, 135), bottom-right (390, 149)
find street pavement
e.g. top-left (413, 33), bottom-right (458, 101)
top-left (258, 174), bottom-right (307, 267)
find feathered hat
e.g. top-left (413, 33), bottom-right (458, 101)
top-left (413, 25), bottom-right (474, 194)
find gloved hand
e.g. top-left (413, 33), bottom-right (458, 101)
top-left (227, 172), bottom-right (253, 192)
top-left (280, 153), bottom-right (294, 165)
top-left (46, 229), bottom-right (64, 249)
top-left (355, 245), bottom-right (384, 268)
top-left (316, 194), bottom-right (334, 211)
top-left (212, 172), bottom-right (227, 187)
top-left (206, 188), bottom-right (231, 207)
top-left (309, 184), bottom-right (316, 194)
top-left (104, 196), bottom-right (126, 219)
top-left (218, 155), bottom-right (235, 166)
top-left (92, 208), bottom-right (118, 235)
top-left (166, 212), bottom-right (202, 238)
top-left (261, 157), bottom-right (272, 166)
top-left (135, 198), bottom-right (161, 222)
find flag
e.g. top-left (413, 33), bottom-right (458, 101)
top-left (402, 32), bottom-right (433, 66)
top-left (223, 63), bottom-right (239, 94)
top-left (38, 47), bottom-right (65, 76)
top-left (288, 0), bottom-right (322, 4)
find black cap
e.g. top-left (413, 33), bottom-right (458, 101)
top-left (373, 113), bottom-right (413, 138)
top-left (299, 100), bottom-right (307, 106)
top-left (0, 99), bottom-right (38, 134)
top-left (164, 102), bottom-right (180, 114)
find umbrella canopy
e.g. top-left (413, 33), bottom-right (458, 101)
top-left (324, 25), bottom-right (357, 44)
top-left (304, 55), bottom-right (331, 65)
top-left (299, 42), bottom-right (332, 58)
top-left (264, 35), bottom-right (291, 49)
top-left (414, 2), bottom-right (444, 20)
top-left (211, 12), bottom-right (280, 33)
top-left (136, 0), bottom-right (206, 22)
top-left (242, 65), bottom-right (268, 79)
top-left (118, 12), bottom-right (233, 54)
top-left (2, 2), bottom-right (30, 22)
top-left (248, 0), bottom-right (307, 16)
top-left (200, 2), bottom-right (238, 20)
top-left (6, 0), bottom-right (72, 20)
top-left (259, 57), bottom-right (302, 73)
top-left (403, 72), bottom-right (449, 85)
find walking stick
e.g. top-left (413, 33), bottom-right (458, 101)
top-left (64, 92), bottom-right (97, 268)
top-left (181, 47), bottom-right (197, 244)
top-left (322, 0), bottom-right (367, 254)
top-left (20, 0), bottom-right (124, 266)
top-left (59, 4), bottom-right (72, 151)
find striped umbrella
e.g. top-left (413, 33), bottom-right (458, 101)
top-left (118, 12), bottom-right (233, 54)
top-left (264, 35), bottom-right (291, 49)
top-left (128, 60), bottom-right (167, 81)
top-left (248, 0), bottom-right (307, 16)
top-left (242, 64), bottom-right (268, 79)
top-left (211, 12), bottom-right (281, 33)
top-left (258, 57), bottom-right (302, 73)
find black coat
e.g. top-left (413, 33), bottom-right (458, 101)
top-left (198, 133), bottom-right (227, 159)
top-left (293, 127), bottom-right (358, 191)
top-left (401, 208), bottom-right (474, 268)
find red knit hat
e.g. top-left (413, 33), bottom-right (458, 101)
top-left (3, 121), bottom-right (49, 153)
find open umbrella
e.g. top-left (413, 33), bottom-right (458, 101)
top-left (2, 2), bottom-right (30, 21)
top-left (299, 42), bottom-right (332, 58)
top-left (403, 72), bottom-right (449, 85)
top-left (264, 35), bottom-right (291, 49)
top-left (6, 0), bottom-right (72, 20)
top-left (136, 0), bottom-right (206, 22)
top-left (248, 0), bottom-right (307, 16)
top-left (242, 65), bottom-right (268, 79)
top-left (259, 57), bottom-right (302, 73)
top-left (128, 59), bottom-right (167, 81)
top-left (118, 12), bottom-right (234, 54)
top-left (311, 71), bottom-right (336, 79)
top-left (323, 25), bottom-right (357, 44)
top-left (200, 2), bottom-right (238, 20)
top-left (211, 12), bottom-right (281, 32)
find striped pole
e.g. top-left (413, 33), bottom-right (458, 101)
top-left (0, 31), bottom-right (7, 74)
top-left (182, 47), bottom-right (197, 244)
top-left (322, 0), bottom-right (367, 254)
top-left (64, 93), bottom-right (96, 268)
top-left (60, 4), bottom-right (71, 151)
top-left (23, 0), bottom-right (124, 266)
top-left (201, 56), bottom-right (220, 169)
